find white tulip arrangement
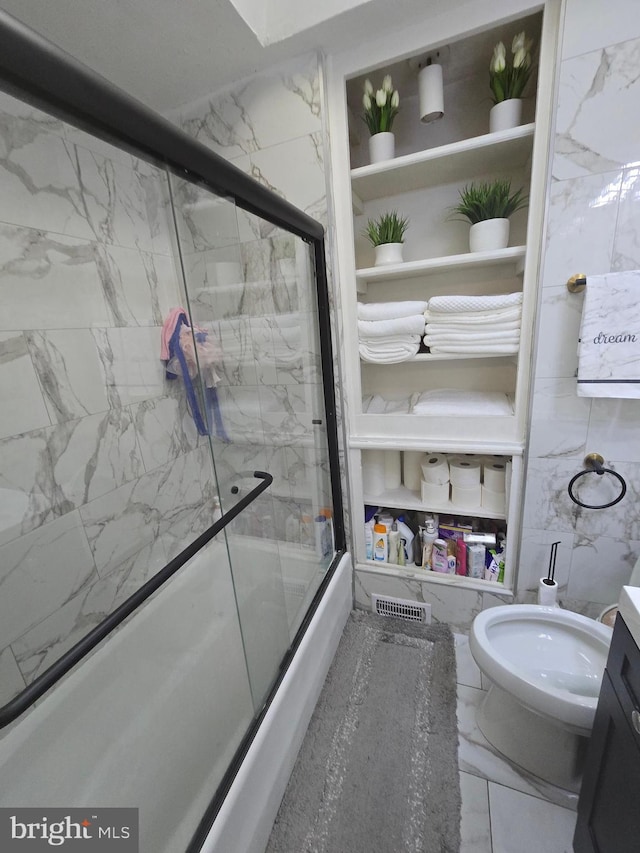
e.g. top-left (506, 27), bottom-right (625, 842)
top-left (489, 31), bottom-right (534, 103)
top-left (362, 75), bottom-right (400, 135)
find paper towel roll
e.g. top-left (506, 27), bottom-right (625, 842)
top-left (421, 453), bottom-right (449, 485)
top-left (403, 451), bottom-right (424, 492)
top-left (451, 483), bottom-right (482, 509)
top-left (362, 449), bottom-right (386, 496)
top-left (481, 485), bottom-right (506, 514)
top-left (421, 479), bottom-right (450, 505)
top-left (384, 450), bottom-right (402, 489)
top-left (483, 461), bottom-right (507, 493)
top-left (449, 456), bottom-right (482, 488)
top-left (538, 577), bottom-right (559, 607)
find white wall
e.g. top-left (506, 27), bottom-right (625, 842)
top-left (519, 0), bottom-right (640, 613)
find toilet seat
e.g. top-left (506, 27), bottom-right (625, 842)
top-left (470, 605), bottom-right (612, 733)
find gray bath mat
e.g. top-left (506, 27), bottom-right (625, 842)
top-left (266, 608), bottom-right (461, 853)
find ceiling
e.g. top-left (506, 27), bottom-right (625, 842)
top-left (0, 0), bottom-right (458, 113)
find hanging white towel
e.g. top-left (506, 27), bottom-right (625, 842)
top-left (358, 315), bottom-right (426, 339)
top-left (577, 271), bottom-right (640, 398)
top-left (427, 292), bottom-right (523, 313)
top-left (358, 301), bottom-right (428, 321)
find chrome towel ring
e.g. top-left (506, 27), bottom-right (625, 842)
top-left (568, 453), bottom-right (627, 509)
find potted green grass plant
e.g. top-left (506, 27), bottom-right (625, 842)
top-left (362, 75), bottom-right (400, 164)
top-left (364, 210), bottom-right (409, 265)
top-left (450, 179), bottom-right (528, 253)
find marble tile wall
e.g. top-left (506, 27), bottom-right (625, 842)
top-left (168, 51), bottom-right (347, 548)
top-left (0, 91), bottom-right (219, 708)
top-left (518, 0), bottom-right (640, 614)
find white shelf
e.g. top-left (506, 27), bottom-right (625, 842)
top-left (364, 484), bottom-right (506, 519)
top-left (356, 560), bottom-right (513, 595)
top-left (351, 124), bottom-right (535, 202)
top-left (355, 245), bottom-right (526, 286)
top-left (361, 351), bottom-right (517, 364)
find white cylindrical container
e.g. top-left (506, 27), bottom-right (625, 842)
top-left (451, 483), bottom-right (482, 509)
top-left (402, 451), bottom-right (424, 492)
top-left (384, 450), bottom-right (402, 489)
top-left (449, 456), bottom-right (482, 488)
top-left (489, 97), bottom-right (523, 133)
top-left (418, 63), bottom-right (444, 123)
top-left (362, 449), bottom-right (386, 496)
top-left (538, 578), bottom-right (559, 607)
top-left (374, 242), bottom-right (404, 266)
top-left (421, 480), bottom-right (450, 505)
top-left (469, 218), bottom-right (510, 253)
top-left (483, 460), bottom-right (507, 493)
top-left (421, 453), bottom-right (450, 485)
top-left (481, 486), bottom-right (506, 514)
top-left (368, 131), bottom-right (395, 164)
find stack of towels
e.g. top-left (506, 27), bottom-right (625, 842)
top-left (423, 292), bottom-right (523, 355)
top-left (358, 300), bottom-right (428, 363)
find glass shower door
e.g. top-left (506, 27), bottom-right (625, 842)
top-left (169, 175), bottom-right (336, 709)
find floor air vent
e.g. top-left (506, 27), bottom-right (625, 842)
top-left (371, 595), bottom-right (432, 624)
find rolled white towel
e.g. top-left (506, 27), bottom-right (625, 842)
top-left (358, 300), bottom-right (428, 321)
top-left (424, 306), bottom-right (522, 325)
top-left (427, 292), bottom-right (523, 313)
top-left (358, 315), bottom-right (426, 339)
top-left (359, 336), bottom-right (421, 363)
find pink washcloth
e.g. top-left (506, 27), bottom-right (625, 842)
top-left (161, 307), bottom-right (188, 359)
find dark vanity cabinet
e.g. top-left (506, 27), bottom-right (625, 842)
top-left (574, 614), bottom-right (640, 852)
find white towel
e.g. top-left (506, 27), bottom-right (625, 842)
top-left (423, 319), bottom-right (522, 334)
top-left (577, 271), bottom-right (640, 398)
top-left (363, 394), bottom-right (412, 414)
top-left (358, 315), bottom-right (426, 339)
top-left (426, 342), bottom-right (519, 354)
top-left (427, 292), bottom-right (523, 313)
top-left (424, 329), bottom-right (520, 343)
top-left (359, 336), bottom-right (421, 363)
top-left (424, 306), bottom-right (522, 325)
top-left (358, 301), bottom-right (428, 321)
top-left (411, 389), bottom-right (514, 416)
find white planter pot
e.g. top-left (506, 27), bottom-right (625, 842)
top-left (489, 98), bottom-right (523, 133)
top-left (368, 132), bottom-right (395, 164)
top-left (374, 243), bottom-right (404, 266)
top-left (469, 219), bottom-right (510, 253)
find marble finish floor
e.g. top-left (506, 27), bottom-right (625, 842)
top-left (455, 634), bottom-right (578, 853)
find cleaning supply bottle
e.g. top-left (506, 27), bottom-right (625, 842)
top-left (373, 522), bottom-right (388, 562)
top-left (388, 522), bottom-right (400, 565)
top-left (395, 516), bottom-right (415, 565)
top-left (421, 516), bottom-right (438, 570)
top-left (364, 506), bottom-right (377, 560)
top-left (431, 538), bottom-right (449, 573)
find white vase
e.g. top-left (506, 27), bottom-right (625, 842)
top-left (489, 98), bottom-right (523, 133)
top-left (368, 132), bottom-right (395, 164)
top-left (374, 242), bottom-right (404, 265)
top-left (469, 219), bottom-right (510, 253)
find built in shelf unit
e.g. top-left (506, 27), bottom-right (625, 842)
top-left (326, 0), bottom-right (562, 599)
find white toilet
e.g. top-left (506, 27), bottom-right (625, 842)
top-left (469, 604), bottom-right (613, 791)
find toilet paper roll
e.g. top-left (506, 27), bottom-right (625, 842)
top-left (402, 451), bottom-right (424, 492)
top-left (362, 449), bottom-right (386, 496)
top-left (538, 577), bottom-right (559, 607)
top-left (421, 479), bottom-right (450, 505)
top-left (483, 460), bottom-right (507, 493)
top-left (481, 485), bottom-right (506, 514)
top-left (384, 450), bottom-right (402, 489)
top-left (451, 483), bottom-right (482, 509)
top-left (449, 456), bottom-right (482, 488)
top-left (421, 453), bottom-right (450, 485)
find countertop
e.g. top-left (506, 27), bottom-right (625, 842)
top-left (618, 585), bottom-right (640, 648)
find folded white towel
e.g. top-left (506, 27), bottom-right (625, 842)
top-left (358, 300), bottom-right (428, 321)
top-left (423, 319), bottom-right (522, 334)
top-left (411, 389), bottom-right (514, 416)
top-left (424, 306), bottom-right (522, 325)
top-left (577, 271), bottom-right (640, 398)
top-left (358, 315), bottom-right (426, 339)
top-left (363, 394), bottom-right (412, 414)
top-left (424, 329), bottom-right (520, 343)
top-left (359, 336), bottom-right (421, 363)
top-left (427, 292), bottom-right (523, 313)
top-left (427, 342), bottom-right (519, 354)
